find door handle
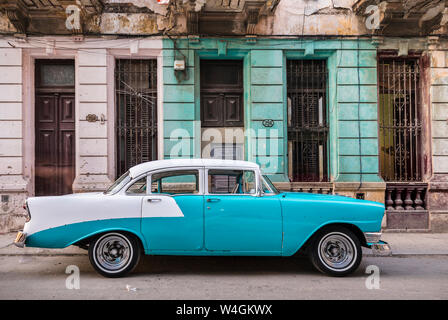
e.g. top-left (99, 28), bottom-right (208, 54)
top-left (147, 198), bottom-right (161, 203)
top-left (206, 198), bottom-right (220, 203)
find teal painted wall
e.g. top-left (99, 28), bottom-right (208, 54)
top-left (162, 38), bottom-right (382, 183)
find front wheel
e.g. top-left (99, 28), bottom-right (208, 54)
top-left (88, 232), bottom-right (141, 278)
top-left (309, 227), bottom-right (362, 276)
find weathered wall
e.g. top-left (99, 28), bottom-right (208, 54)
top-left (72, 49), bottom-right (112, 192)
top-left (272, 0), bottom-right (367, 36)
top-left (429, 39), bottom-right (448, 231)
top-left (0, 12), bottom-right (16, 34)
top-left (162, 38), bottom-right (384, 198)
top-left (0, 47), bottom-right (27, 232)
top-left (0, 37), bottom-right (164, 232)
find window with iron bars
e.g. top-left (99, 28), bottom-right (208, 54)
top-left (287, 60), bottom-right (329, 182)
top-left (378, 57), bottom-right (423, 182)
top-left (115, 59), bottom-right (158, 178)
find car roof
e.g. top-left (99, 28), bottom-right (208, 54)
top-left (129, 159), bottom-right (260, 178)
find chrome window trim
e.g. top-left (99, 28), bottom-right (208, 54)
top-left (147, 167), bottom-right (204, 196)
top-left (204, 167), bottom-right (260, 196)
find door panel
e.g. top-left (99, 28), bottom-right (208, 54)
top-left (58, 129), bottom-right (75, 195)
top-left (201, 94), bottom-right (223, 127)
top-left (141, 195), bottom-right (204, 251)
top-left (204, 195), bottom-right (283, 253)
top-left (35, 93), bottom-right (75, 196)
top-left (59, 95), bottom-right (75, 122)
top-left (224, 95), bottom-right (242, 126)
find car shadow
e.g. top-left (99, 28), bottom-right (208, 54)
top-left (131, 255), bottom-right (367, 277)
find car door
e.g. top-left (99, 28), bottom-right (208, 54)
top-left (204, 168), bottom-right (283, 254)
top-left (140, 168), bottom-right (204, 252)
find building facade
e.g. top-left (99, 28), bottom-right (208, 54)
top-left (0, 0), bottom-right (447, 232)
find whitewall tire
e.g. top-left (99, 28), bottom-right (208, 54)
top-left (309, 226), bottom-right (362, 276)
top-left (88, 231), bottom-right (141, 278)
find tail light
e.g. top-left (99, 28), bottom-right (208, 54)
top-left (23, 201), bottom-right (31, 222)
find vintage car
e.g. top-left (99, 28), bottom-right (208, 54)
top-left (14, 159), bottom-right (390, 277)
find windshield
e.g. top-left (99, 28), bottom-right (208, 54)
top-left (104, 171), bottom-right (131, 195)
top-left (261, 175), bottom-right (279, 194)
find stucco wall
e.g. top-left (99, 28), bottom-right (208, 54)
top-left (429, 40), bottom-right (448, 231)
top-left (271, 0), bottom-right (367, 36)
top-left (0, 46), bottom-right (27, 232)
top-left (73, 49), bottom-right (112, 192)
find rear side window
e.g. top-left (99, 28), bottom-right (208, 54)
top-left (151, 170), bottom-right (199, 194)
top-left (208, 169), bottom-right (256, 194)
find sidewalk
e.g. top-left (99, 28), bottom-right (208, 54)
top-left (0, 232), bottom-right (447, 256)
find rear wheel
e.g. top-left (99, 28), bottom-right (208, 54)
top-left (309, 226), bottom-right (362, 276)
top-left (88, 232), bottom-right (141, 278)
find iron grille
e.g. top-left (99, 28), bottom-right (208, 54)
top-left (378, 58), bottom-right (422, 182)
top-left (115, 59), bottom-right (157, 177)
top-left (287, 60), bottom-right (328, 182)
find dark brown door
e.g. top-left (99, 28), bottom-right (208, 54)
top-left (200, 60), bottom-right (243, 127)
top-left (35, 60), bottom-right (75, 196)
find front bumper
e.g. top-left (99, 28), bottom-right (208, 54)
top-left (364, 232), bottom-right (392, 256)
top-left (13, 231), bottom-right (27, 248)
top-left (371, 241), bottom-right (392, 256)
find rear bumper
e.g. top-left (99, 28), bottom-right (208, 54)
top-left (13, 231), bottom-right (27, 248)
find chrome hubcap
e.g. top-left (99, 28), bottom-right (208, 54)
top-left (318, 232), bottom-right (356, 271)
top-left (94, 234), bottom-right (132, 272)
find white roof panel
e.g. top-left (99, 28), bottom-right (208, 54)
top-left (129, 158), bottom-right (259, 178)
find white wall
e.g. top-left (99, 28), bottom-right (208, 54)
top-left (0, 47), bottom-right (27, 232)
top-left (73, 48), bottom-right (112, 192)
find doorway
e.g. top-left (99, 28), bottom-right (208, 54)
top-left (35, 60), bottom-right (75, 196)
top-left (200, 60), bottom-right (244, 160)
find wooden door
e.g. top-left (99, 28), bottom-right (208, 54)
top-left (200, 60), bottom-right (243, 127)
top-left (35, 60), bottom-right (75, 196)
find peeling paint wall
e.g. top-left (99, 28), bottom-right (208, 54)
top-left (272, 0), bottom-right (367, 35)
top-left (428, 39), bottom-right (448, 232)
top-left (0, 12), bottom-right (16, 34)
top-left (0, 47), bottom-right (27, 233)
top-left (95, 13), bottom-right (159, 34)
top-left (104, 0), bottom-right (169, 15)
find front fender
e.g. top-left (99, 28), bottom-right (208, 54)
top-left (279, 193), bottom-right (385, 256)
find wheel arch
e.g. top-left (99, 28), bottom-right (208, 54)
top-left (295, 222), bottom-right (368, 255)
top-left (71, 229), bottom-right (146, 252)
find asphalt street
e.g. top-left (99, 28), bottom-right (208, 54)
top-left (0, 254), bottom-right (447, 300)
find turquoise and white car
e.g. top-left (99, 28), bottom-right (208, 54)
top-left (14, 159), bottom-right (390, 277)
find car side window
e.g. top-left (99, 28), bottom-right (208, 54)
top-left (208, 169), bottom-right (256, 194)
top-left (151, 170), bottom-right (199, 194)
top-left (126, 177), bottom-right (147, 194)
